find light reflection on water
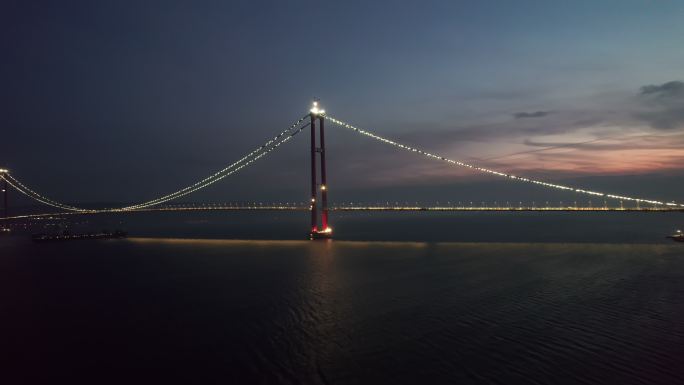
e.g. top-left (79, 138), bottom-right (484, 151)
top-left (1, 217), bottom-right (684, 384)
top-left (13, 210), bottom-right (679, 243)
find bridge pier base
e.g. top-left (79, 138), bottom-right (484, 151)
top-left (309, 102), bottom-right (333, 240)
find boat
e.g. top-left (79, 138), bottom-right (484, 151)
top-left (32, 230), bottom-right (127, 243)
top-left (309, 227), bottom-right (333, 240)
top-left (667, 230), bottom-right (684, 242)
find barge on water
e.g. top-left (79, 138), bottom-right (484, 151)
top-left (667, 230), bottom-right (684, 243)
top-left (32, 230), bottom-right (127, 243)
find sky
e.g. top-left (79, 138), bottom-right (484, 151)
top-left (2, 0), bottom-right (684, 206)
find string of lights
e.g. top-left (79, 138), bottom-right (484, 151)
top-left (1, 174), bottom-right (92, 212)
top-left (324, 115), bottom-right (683, 208)
top-left (4, 203), bottom-right (680, 222)
top-left (116, 122), bottom-right (310, 210)
top-left (3, 117), bottom-right (309, 213)
top-left (120, 116), bottom-right (309, 210)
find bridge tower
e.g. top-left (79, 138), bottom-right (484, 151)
top-left (1, 169), bottom-right (8, 220)
top-left (309, 102), bottom-right (332, 239)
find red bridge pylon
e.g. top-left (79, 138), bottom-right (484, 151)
top-left (309, 101), bottom-right (332, 239)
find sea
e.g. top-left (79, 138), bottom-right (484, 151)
top-left (1, 211), bottom-right (683, 384)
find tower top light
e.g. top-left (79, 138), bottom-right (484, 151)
top-left (310, 101), bottom-right (325, 115)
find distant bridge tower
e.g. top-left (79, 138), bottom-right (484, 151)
top-left (309, 102), bottom-right (332, 239)
top-left (1, 169), bottom-right (8, 219)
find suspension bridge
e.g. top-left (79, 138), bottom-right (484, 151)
top-left (1, 102), bottom-right (682, 238)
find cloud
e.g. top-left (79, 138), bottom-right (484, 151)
top-left (513, 111), bottom-right (552, 119)
top-left (636, 80), bottom-right (684, 130)
top-left (640, 81), bottom-right (684, 98)
top-left (523, 133), bottom-right (684, 152)
top-left (341, 80), bottom-right (684, 185)
top-left (397, 110), bottom-right (614, 146)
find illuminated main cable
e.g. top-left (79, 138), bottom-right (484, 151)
top-left (325, 115), bottom-right (683, 208)
top-left (117, 122), bottom-right (310, 210)
top-left (3, 117), bottom-right (309, 213)
top-left (120, 116), bottom-right (309, 210)
top-left (2, 174), bottom-right (91, 212)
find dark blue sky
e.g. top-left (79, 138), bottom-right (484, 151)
top-left (2, 0), bottom-right (683, 205)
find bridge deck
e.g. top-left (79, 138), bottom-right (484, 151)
top-left (2, 205), bottom-right (682, 221)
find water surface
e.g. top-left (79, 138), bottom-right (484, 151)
top-left (2, 212), bottom-right (683, 384)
